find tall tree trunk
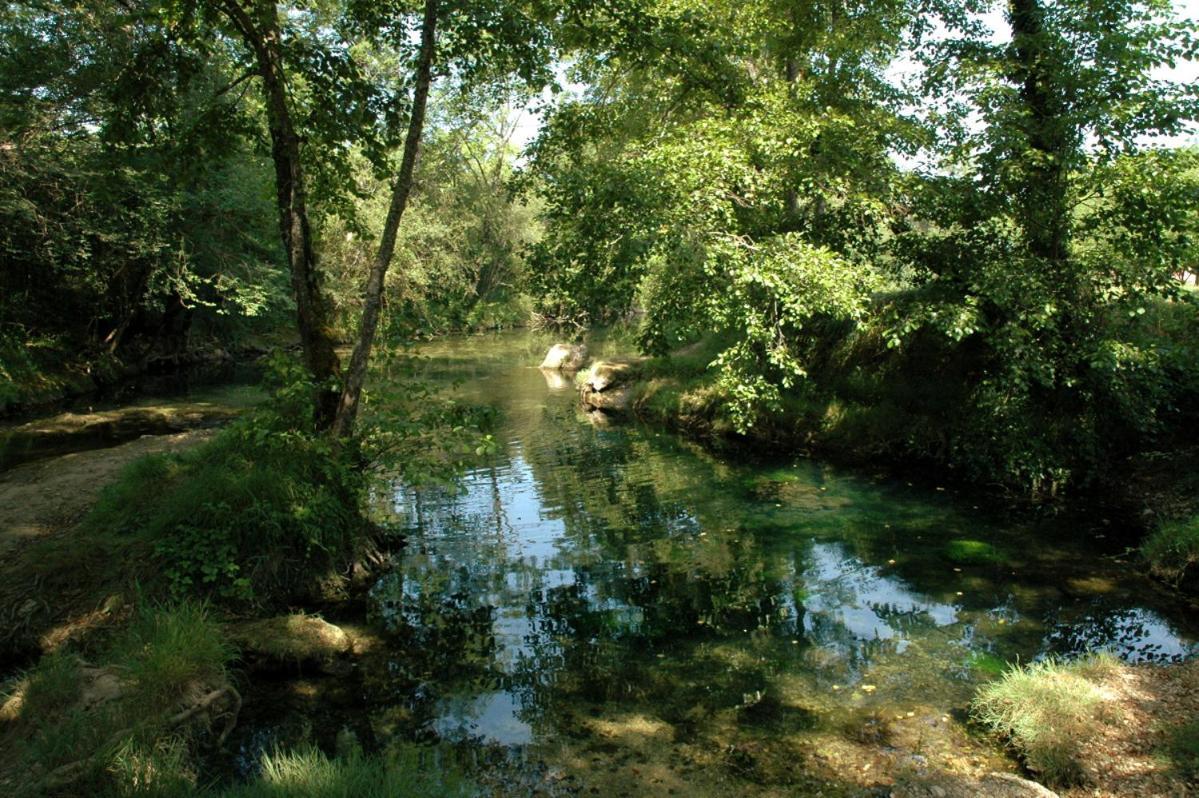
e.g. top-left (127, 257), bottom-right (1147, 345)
top-left (219, 0), bottom-right (342, 426)
top-left (330, 0), bottom-right (439, 438)
top-left (1007, 0), bottom-right (1071, 265)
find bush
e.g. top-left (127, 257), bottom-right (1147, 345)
top-left (1141, 515), bottom-right (1199, 586)
top-left (971, 655), bottom-right (1121, 785)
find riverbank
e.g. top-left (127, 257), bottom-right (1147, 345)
top-left (0, 388), bottom-right (264, 662)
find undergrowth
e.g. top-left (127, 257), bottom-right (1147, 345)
top-left (0, 602), bottom-right (234, 796)
top-left (81, 358), bottom-right (368, 604)
top-left (1141, 515), bottom-right (1199, 586)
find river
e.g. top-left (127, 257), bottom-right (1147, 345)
top-left (227, 331), bottom-right (1196, 796)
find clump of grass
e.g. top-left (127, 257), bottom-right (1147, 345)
top-left (220, 745), bottom-right (473, 798)
top-left (971, 654), bottom-right (1122, 786)
top-left (1141, 515), bottom-right (1199, 585)
top-left (106, 736), bottom-right (197, 797)
top-left (107, 601), bottom-right (233, 708)
top-left (1163, 718), bottom-right (1199, 782)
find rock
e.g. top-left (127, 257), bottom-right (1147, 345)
top-left (579, 358), bottom-right (645, 414)
top-left (585, 358), bottom-right (643, 392)
top-left (540, 343), bottom-right (589, 371)
top-left (227, 615), bottom-right (352, 674)
top-left (78, 666), bottom-right (127, 711)
top-left (581, 384), bottom-right (634, 413)
top-left (892, 771), bottom-right (1058, 798)
top-left (0, 403), bottom-right (241, 470)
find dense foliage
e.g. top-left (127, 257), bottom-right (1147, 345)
top-left (525, 0), bottom-right (1199, 495)
top-left (0, 3), bottom-right (1195, 481)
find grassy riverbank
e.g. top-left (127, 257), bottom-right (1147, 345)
top-left (970, 655), bottom-right (1199, 795)
top-left (0, 352), bottom-right (495, 795)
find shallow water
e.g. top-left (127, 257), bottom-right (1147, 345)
top-left (281, 332), bottom-right (1199, 794)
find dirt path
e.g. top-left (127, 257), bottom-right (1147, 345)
top-left (0, 429), bottom-right (214, 558)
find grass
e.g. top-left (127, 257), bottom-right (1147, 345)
top-left (0, 602), bottom-right (235, 795)
top-left (1141, 515), bottom-right (1199, 585)
top-left (218, 746), bottom-right (473, 798)
top-left (971, 654), bottom-right (1122, 786)
top-left (1162, 717), bottom-right (1199, 782)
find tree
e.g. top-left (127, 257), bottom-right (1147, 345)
top-left (0, 1), bottom-right (286, 383)
top-left (213, 0), bottom-right (347, 426)
top-left (331, 0), bottom-right (439, 438)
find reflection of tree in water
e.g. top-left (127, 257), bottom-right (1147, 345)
top-left (1041, 604), bottom-right (1196, 664)
top-left (362, 337), bottom-right (1198, 749)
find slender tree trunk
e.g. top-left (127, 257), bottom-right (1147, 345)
top-left (1007, 0), bottom-right (1071, 265)
top-left (330, 0), bottom-right (439, 438)
top-left (219, 0), bottom-right (342, 426)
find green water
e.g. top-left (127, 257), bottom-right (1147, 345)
top-left (311, 333), bottom-right (1199, 794)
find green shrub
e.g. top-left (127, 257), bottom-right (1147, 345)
top-left (1141, 515), bottom-right (1199, 585)
top-left (971, 655), bottom-right (1121, 786)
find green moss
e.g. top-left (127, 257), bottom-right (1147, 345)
top-left (971, 654), bottom-right (1121, 786)
top-left (946, 539), bottom-right (1003, 564)
top-left (967, 651), bottom-right (1008, 677)
top-left (1141, 515), bottom-right (1199, 585)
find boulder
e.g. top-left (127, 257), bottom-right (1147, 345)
top-left (579, 358), bottom-right (646, 414)
top-left (585, 358), bottom-right (643, 392)
top-left (581, 384), bottom-right (634, 413)
top-left (226, 614), bottom-right (352, 674)
top-left (540, 343), bottom-right (589, 371)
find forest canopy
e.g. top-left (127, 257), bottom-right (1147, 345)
top-left (1, 0), bottom-right (1197, 493)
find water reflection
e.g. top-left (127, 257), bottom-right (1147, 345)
top-left (365, 332), bottom-right (1197, 771)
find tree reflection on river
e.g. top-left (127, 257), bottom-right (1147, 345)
top-left (357, 332), bottom-right (1195, 795)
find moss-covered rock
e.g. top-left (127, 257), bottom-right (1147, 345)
top-left (227, 615), bottom-right (352, 673)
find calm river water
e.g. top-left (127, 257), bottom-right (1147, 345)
top-left (264, 332), bottom-right (1199, 796)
